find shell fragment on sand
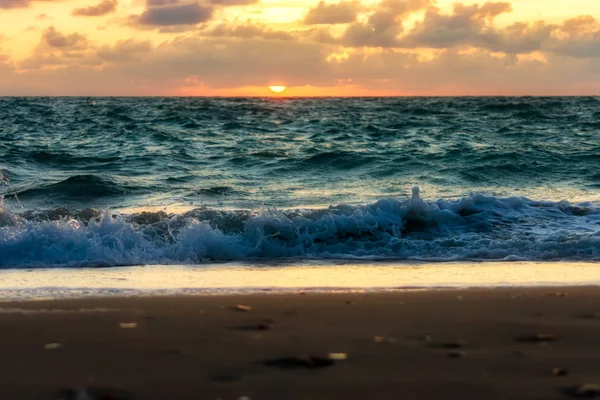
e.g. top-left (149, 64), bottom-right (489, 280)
top-left (235, 305), bottom-right (252, 312)
top-left (328, 353), bottom-right (348, 360)
top-left (546, 292), bottom-right (569, 297)
top-left (44, 342), bottom-right (64, 350)
top-left (119, 323), bottom-right (138, 329)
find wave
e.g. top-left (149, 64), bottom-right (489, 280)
top-left (12, 175), bottom-right (138, 200)
top-left (1, 187), bottom-right (599, 268)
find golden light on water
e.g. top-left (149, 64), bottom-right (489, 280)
top-left (269, 85), bottom-right (287, 94)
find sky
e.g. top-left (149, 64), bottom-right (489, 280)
top-left (0, 0), bottom-right (598, 95)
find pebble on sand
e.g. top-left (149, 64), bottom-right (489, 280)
top-left (119, 323), bottom-right (138, 329)
top-left (44, 343), bottom-right (64, 350)
top-left (373, 336), bottom-right (397, 343)
top-left (235, 305), bottom-right (252, 312)
top-left (552, 368), bottom-right (569, 377)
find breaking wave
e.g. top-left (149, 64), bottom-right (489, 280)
top-left (1, 187), bottom-right (599, 268)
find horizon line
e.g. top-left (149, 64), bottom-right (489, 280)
top-left (1, 94), bottom-right (599, 98)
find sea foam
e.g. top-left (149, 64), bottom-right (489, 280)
top-left (0, 188), bottom-right (599, 268)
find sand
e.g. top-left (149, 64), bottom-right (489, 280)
top-left (1, 288), bottom-right (599, 399)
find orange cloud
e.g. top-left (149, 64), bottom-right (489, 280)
top-left (304, 1), bottom-right (361, 25)
top-left (72, 0), bottom-right (118, 16)
top-left (0, 0), bottom-right (600, 95)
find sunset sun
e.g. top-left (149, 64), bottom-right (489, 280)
top-left (268, 85), bottom-right (287, 94)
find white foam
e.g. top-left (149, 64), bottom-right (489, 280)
top-left (0, 189), bottom-right (599, 267)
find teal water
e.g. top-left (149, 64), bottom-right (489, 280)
top-left (0, 97), bottom-right (599, 267)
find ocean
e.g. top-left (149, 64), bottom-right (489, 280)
top-left (1, 96), bottom-right (599, 271)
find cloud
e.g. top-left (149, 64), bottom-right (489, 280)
top-left (0, 0), bottom-right (30, 8)
top-left (145, 36), bottom-right (333, 87)
top-left (341, 0), bottom-right (432, 47)
top-left (2, 0), bottom-right (600, 95)
top-left (304, 1), bottom-right (360, 25)
top-left (6, 40), bottom-right (600, 95)
top-left (97, 38), bottom-right (153, 62)
top-left (329, 47), bottom-right (600, 95)
top-left (209, 0), bottom-right (259, 5)
top-left (72, 0), bottom-right (118, 16)
top-left (396, 3), bottom-right (599, 56)
top-left (147, 0), bottom-right (179, 5)
top-left (489, 21), bottom-right (556, 54)
top-left (132, 2), bottom-right (214, 28)
top-left (42, 26), bottom-right (88, 49)
top-left (548, 16), bottom-right (600, 58)
top-left (402, 2), bottom-right (513, 48)
top-left (18, 27), bottom-right (96, 70)
top-left (202, 22), bottom-right (294, 40)
top-left (0, 0), bottom-right (61, 9)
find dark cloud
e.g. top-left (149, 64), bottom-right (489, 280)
top-left (42, 26), bottom-right (88, 49)
top-left (0, 0), bottom-right (60, 9)
top-left (490, 21), bottom-right (556, 54)
top-left (133, 2), bottom-right (214, 27)
top-left (72, 0), bottom-right (118, 16)
top-left (398, 3), bottom-right (569, 55)
top-left (209, 0), bottom-right (259, 5)
top-left (304, 1), bottom-right (360, 25)
top-left (0, 0), bottom-right (30, 8)
top-left (402, 2), bottom-right (512, 48)
top-left (341, 0), bottom-right (432, 47)
top-left (147, 0), bottom-right (179, 5)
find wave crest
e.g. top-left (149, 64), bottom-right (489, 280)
top-left (1, 188), bottom-right (599, 268)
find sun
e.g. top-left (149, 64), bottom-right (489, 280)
top-left (268, 85), bottom-right (287, 94)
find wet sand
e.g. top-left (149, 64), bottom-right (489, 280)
top-left (1, 288), bottom-right (599, 399)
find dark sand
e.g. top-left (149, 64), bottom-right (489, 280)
top-left (1, 288), bottom-right (599, 399)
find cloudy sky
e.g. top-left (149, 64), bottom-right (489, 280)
top-left (0, 0), bottom-right (599, 95)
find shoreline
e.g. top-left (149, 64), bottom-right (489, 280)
top-left (1, 261), bottom-right (599, 301)
top-left (1, 287), bottom-right (599, 399)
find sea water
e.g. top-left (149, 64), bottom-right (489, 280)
top-left (0, 97), bottom-right (599, 289)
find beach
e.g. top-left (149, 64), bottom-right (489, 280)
top-left (1, 287), bottom-right (599, 399)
